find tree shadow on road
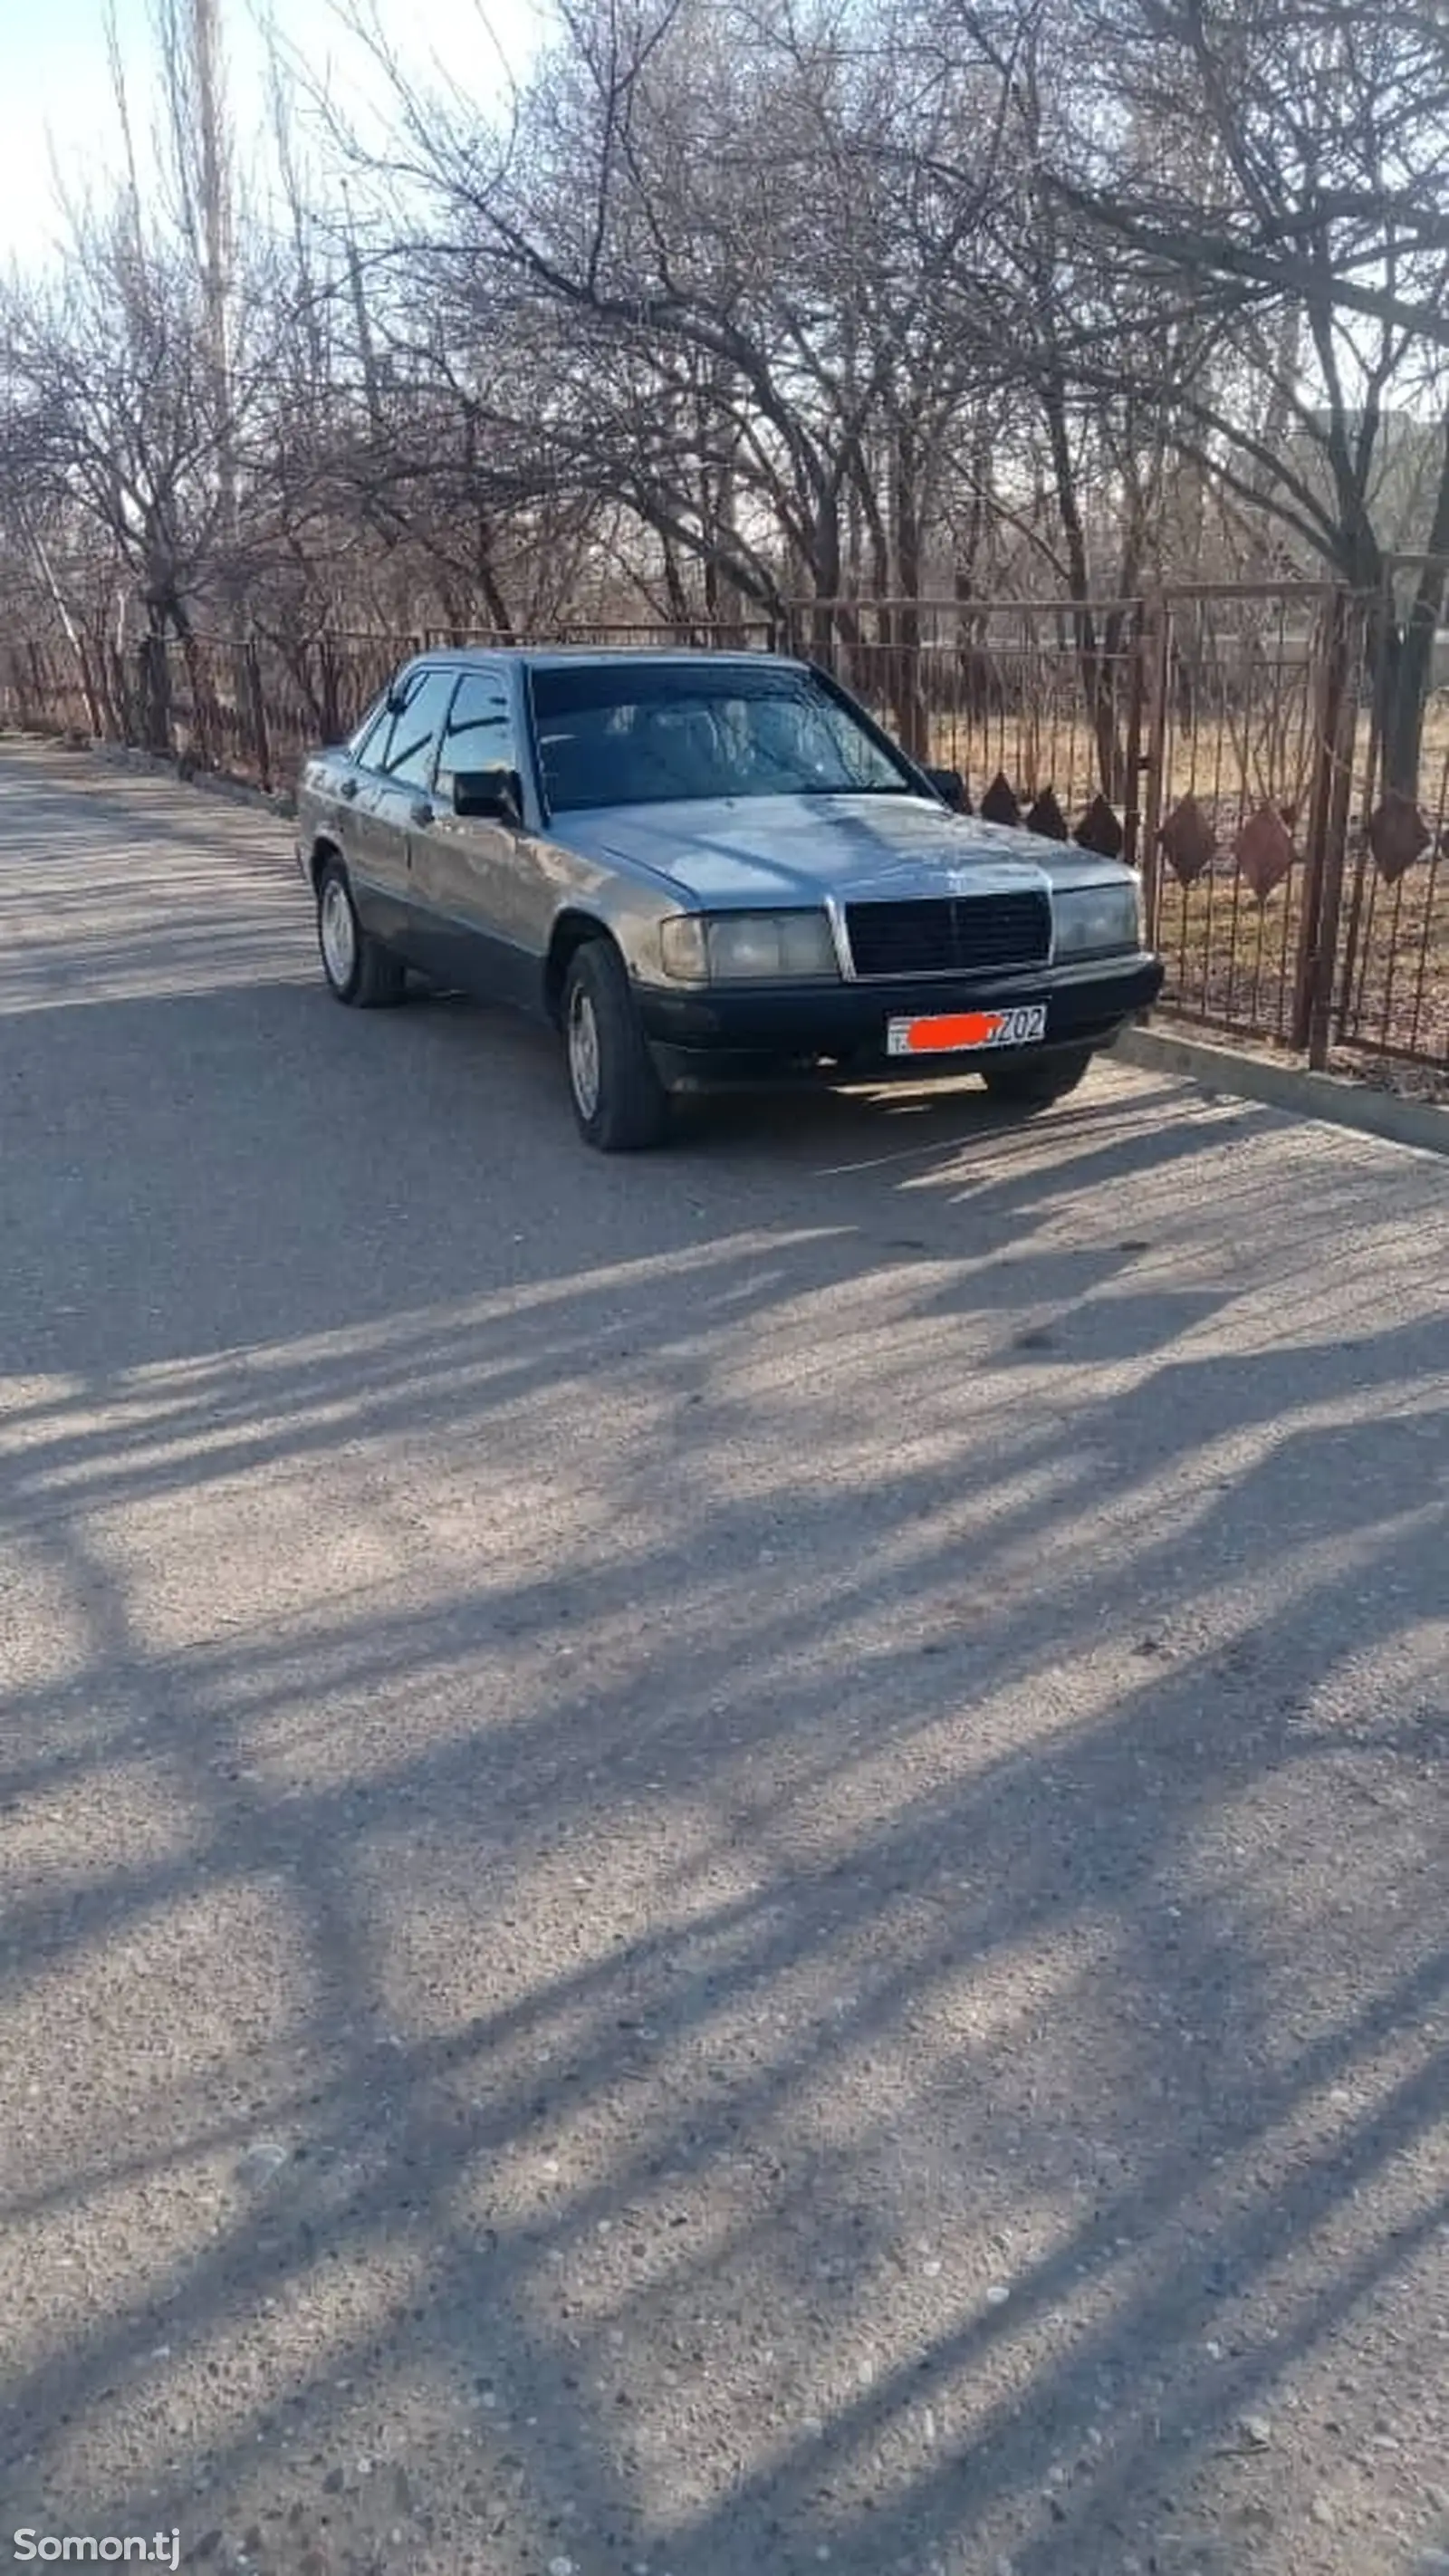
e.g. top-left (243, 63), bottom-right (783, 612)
top-left (2, 751), bottom-right (1446, 2576)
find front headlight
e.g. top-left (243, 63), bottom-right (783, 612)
top-left (1052, 878), bottom-right (1142, 959)
top-left (659, 910), bottom-right (839, 983)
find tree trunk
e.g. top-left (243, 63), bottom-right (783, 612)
top-left (660, 536), bottom-right (692, 631)
top-left (187, 0), bottom-right (238, 625)
top-left (1040, 362), bottom-right (1121, 795)
top-left (890, 417), bottom-right (928, 759)
top-left (1381, 411), bottom-right (1449, 800)
top-left (808, 495), bottom-right (843, 668)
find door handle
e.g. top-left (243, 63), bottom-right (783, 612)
top-left (409, 799), bottom-right (434, 828)
top-left (339, 775), bottom-right (359, 800)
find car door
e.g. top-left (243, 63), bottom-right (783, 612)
top-left (413, 664), bottom-right (546, 1007)
top-left (302, 692), bottom-right (389, 887)
top-left (350, 665), bottom-right (458, 956)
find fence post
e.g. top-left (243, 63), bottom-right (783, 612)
top-left (318, 637), bottom-right (341, 745)
top-left (1306, 592), bottom-right (1367, 1069)
top-left (76, 636), bottom-right (104, 739)
top-left (1291, 588), bottom-right (1358, 1059)
top-left (26, 639), bottom-right (48, 729)
top-left (1137, 591), bottom-right (1171, 945)
top-left (1119, 601), bottom-right (1145, 870)
top-left (1331, 580), bottom-right (1391, 1046)
top-left (243, 639), bottom-right (272, 791)
top-left (138, 634), bottom-right (172, 754)
top-left (109, 646), bottom-right (134, 744)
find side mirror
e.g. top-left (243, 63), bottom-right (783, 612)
top-left (926, 765), bottom-right (967, 812)
top-left (453, 766), bottom-right (522, 823)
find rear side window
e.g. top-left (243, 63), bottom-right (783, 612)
top-left (437, 668), bottom-right (517, 794)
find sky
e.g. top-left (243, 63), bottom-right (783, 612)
top-left (0, 0), bottom-right (548, 268)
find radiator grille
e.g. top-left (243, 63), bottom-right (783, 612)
top-left (845, 891), bottom-right (1051, 978)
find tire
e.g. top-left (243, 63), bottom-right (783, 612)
top-left (315, 857), bottom-right (406, 1007)
top-left (981, 1043), bottom-right (1093, 1110)
top-left (561, 939), bottom-right (670, 1151)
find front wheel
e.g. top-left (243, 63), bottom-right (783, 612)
top-left (562, 940), bottom-right (670, 1151)
top-left (981, 1043), bottom-right (1093, 1110)
top-left (316, 858), bottom-right (406, 1007)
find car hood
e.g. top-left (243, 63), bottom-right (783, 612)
top-left (548, 793), bottom-right (1127, 903)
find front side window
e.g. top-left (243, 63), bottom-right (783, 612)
top-left (348, 697), bottom-right (389, 765)
top-left (529, 662), bottom-right (914, 813)
top-left (374, 668), bottom-right (458, 790)
top-left (437, 668), bottom-right (517, 795)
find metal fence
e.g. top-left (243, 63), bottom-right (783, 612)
top-left (777, 586), bottom-right (1446, 1080)
top-left (3, 584), bottom-right (1445, 1081)
top-left (1139, 586), bottom-right (1447, 1079)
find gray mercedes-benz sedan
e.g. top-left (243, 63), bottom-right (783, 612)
top-left (294, 648), bottom-right (1164, 1150)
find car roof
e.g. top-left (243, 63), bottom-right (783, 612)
top-left (404, 646), bottom-right (811, 674)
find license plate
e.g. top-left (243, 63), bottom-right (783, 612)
top-left (887, 1003), bottom-right (1049, 1057)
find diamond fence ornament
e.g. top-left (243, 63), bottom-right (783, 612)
top-left (980, 772), bottom-right (1022, 827)
top-left (1074, 793), bottom-right (1124, 860)
top-left (1159, 794), bottom-right (1217, 887)
top-left (1233, 803), bottom-right (1297, 903)
top-left (1024, 787), bottom-right (1069, 841)
top-left (1367, 793), bottom-right (1432, 886)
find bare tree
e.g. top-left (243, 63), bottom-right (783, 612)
top-left (1041, 0), bottom-right (1449, 788)
top-left (6, 0), bottom-right (1448, 809)
top-left (327, 0), bottom-right (1014, 667)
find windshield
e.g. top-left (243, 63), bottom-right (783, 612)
top-left (529, 661), bottom-right (916, 812)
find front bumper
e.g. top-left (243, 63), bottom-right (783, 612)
top-left (636, 954), bottom-right (1165, 1090)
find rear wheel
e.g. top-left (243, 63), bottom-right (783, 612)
top-left (981, 1043), bottom-right (1093, 1110)
top-left (316, 858), bottom-right (405, 1007)
top-left (562, 939), bottom-right (669, 1151)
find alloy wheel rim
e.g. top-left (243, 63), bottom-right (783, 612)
top-left (321, 879), bottom-right (356, 987)
top-left (568, 985), bottom-right (601, 1118)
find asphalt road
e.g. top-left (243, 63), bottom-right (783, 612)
top-left (1, 736), bottom-right (1446, 2576)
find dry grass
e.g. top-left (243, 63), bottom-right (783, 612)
top-left (1154, 851), bottom-right (1449, 1064)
